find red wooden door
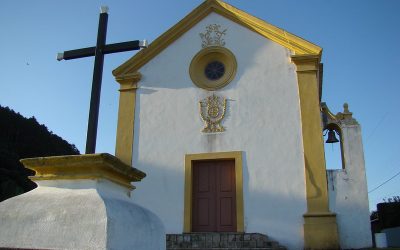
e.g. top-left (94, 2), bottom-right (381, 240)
top-left (192, 160), bottom-right (236, 232)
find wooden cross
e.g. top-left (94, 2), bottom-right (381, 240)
top-left (57, 6), bottom-right (147, 154)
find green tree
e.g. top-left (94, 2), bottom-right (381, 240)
top-left (0, 106), bottom-right (80, 202)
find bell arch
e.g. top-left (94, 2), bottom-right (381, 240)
top-left (321, 102), bottom-right (359, 170)
top-left (323, 122), bottom-right (345, 170)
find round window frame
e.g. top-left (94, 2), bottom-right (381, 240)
top-left (189, 46), bottom-right (237, 91)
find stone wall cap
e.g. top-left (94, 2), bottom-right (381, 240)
top-left (20, 153), bottom-right (146, 190)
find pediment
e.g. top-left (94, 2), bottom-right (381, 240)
top-left (113, 0), bottom-right (321, 79)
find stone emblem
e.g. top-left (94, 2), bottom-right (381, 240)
top-left (199, 94), bottom-right (227, 133)
top-left (200, 24), bottom-right (227, 48)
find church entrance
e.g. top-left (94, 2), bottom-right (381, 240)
top-left (191, 159), bottom-right (237, 232)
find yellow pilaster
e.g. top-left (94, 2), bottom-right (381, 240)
top-left (114, 72), bottom-right (141, 166)
top-left (291, 54), bottom-right (339, 249)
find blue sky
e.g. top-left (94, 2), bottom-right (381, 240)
top-left (1, 0), bottom-right (399, 211)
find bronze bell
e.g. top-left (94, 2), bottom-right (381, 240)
top-left (326, 129), bottom-right (339, 143)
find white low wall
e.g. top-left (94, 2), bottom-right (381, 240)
top-left (0, 179), bottom-right (165, 250)
top-left (382, 227), bottom-right (400, 247)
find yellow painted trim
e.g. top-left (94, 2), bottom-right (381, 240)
top-left (291, 54), bottom-right (339, 249)
top-left (189, 46), bottom-right (237, 90)
top-left (112, 0), bottom-right (321, 78)
top-left (183, 151), bottom-right (244, 233)
top-left (114, 72), bottom-right (141, 165)
top-left (20, 153), bottom-right (146, 190)
top-left (303, 213), bottom-right (340, 250)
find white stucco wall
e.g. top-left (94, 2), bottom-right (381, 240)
top-left (0, 179), bottom-right (165, 250)
top-left (327, 124), bottom-right (372, 248)
top-left (130, 13), bottom-right (306, 250)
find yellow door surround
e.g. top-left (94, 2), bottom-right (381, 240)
top-left (183, 151), bottom-right (244, 233)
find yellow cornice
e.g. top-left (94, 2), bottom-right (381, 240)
top-left (21, 153), bottom-right (146, 190)
top-left (291, 54), bottom-right (321, 72)
top-left (112, 0), bottom-right (322, 78)
top-left (116, 72), bottom-right (141, 91)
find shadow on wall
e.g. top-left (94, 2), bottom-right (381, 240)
top-left (243, 152), bottom-right (306, 249)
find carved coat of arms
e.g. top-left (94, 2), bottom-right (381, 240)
top-left (199, 94), bottom-right (227, 133)
top-left (199, 24), bottom-right (227, 48)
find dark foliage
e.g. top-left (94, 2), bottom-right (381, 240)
top-left (377, 199), bottom-right (400, 229)
top-left (371, 196), bottom-right (400, 221)
top-left (0, 106), bottom-right (80, 202)
top-left (370, 195), bottom-right (400, 246)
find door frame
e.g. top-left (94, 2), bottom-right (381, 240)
top-left (183, 151), bottom-right (244, 232)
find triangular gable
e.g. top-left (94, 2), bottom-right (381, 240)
top-left (113, 0), bottom-right (322, 78)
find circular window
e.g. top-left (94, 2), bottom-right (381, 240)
top-left (205, 61), bottom-right (225, 80)
top-left (189, 46), bottom-right (237, 90)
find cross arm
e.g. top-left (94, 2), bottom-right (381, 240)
top-left (103, 40), bottom-right (147, 54)
top-left (57, 40), bottom-right (147, 61)
top-left (57, 47), bottom-right (96, 61)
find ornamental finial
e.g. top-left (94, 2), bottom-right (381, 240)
top-left (343, 103), bottom-right (350, 113)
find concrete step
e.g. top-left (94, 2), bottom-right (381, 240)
top-left (166, 233), bottom-right (286, 250)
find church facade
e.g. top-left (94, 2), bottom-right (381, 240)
top-left (112, 1), bottom-right (371, 249)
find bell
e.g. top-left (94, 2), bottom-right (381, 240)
top-left (326, 130), bottom-right (339, 144)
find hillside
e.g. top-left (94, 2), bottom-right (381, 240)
top-left (0, 106), bottom-right (80, 201)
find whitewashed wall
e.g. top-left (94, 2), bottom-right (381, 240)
top-left (327, 123), bottom-right (372, 248)
top-left (131, 13), bottom-right (306, 249)
top-left (0, 179), bottom-right (165, 250)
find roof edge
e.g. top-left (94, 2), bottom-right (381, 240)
top-left (113, 0), bottom-right (322, 78)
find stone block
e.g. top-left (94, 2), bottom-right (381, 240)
top-left (212, 234), bottom-right (220, 243)
top-left (260, 234), bottom-right (269, 241)
top-left (221, 233), bottom-right (228, 242)
top-left (164, 232), bottom-right (288, 249)
top-left (263, 241), bottom-right (271, 247)
top-left (220, 239), bottom-right (228, 247)
top-left (235, 241), bottom-right (243, 248)
top-left (184, 235), bottom-right (190, 242)
top-left (236, 233), bottom-right (244, 241)
top-left (191, 234), bottom-right (198, 242)
top-left (212, 238), bottom-right (220, 248)
top-left (257, 239), bottom-right (264, 247)
top-left (181, 241), bottom-right (190, 248)
top-left (177, 235), bottom-right (183, 243)
top-left (228, 241), bottom-right (236, 248)
top-left (198, 241), bottom-right (205, 248)
top-left (251, 233), bottom-right (259, 241)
